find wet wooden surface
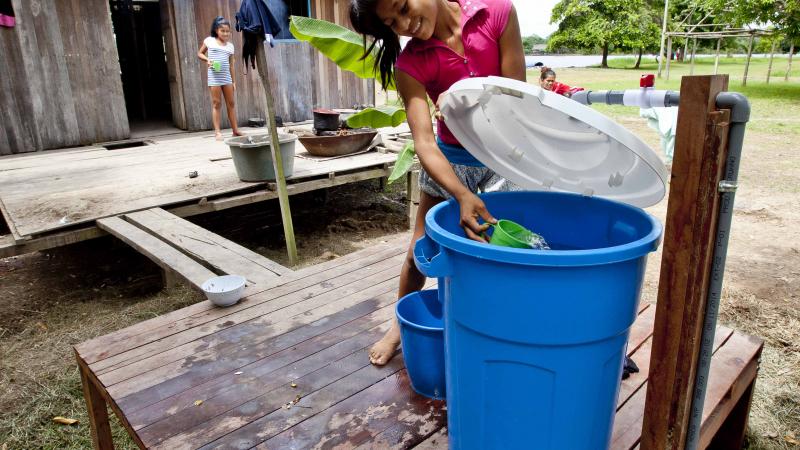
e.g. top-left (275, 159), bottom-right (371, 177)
top-left (74, 237), bottom-right (763, 449)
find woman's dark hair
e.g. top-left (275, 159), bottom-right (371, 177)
top-left (210, 16), bottom-right (231, 38)
top-left (540, 66), bottom-right (556, 80)
top-left (349, 0), bottom-right (401, 91)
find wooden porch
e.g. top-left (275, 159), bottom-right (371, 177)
top-left (73, 236), bottom-right (763, 449)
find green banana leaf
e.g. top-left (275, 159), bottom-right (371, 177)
top-left (346, 105), bottom-right (407, 129)
top-left (387, 140), bottom-right (416, 184)
top-left (290, 16), bottom-right (389, 86)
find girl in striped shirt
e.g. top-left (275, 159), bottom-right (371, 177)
top-left (198, 16), bottom-right (243, 140)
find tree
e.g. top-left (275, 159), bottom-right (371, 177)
top-left (548, 0), bottom-right (661, 68)
top-left (522, 34), bottom-right (547, 54)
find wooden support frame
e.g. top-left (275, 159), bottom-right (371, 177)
top-left (641, 75), bottom-right (731, 450)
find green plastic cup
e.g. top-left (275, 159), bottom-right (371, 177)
top-left (212, 61), bottom-right (221, 72)
top-left (489, 219), bottom-right (550, 250)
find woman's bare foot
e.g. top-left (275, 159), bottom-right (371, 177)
top-left (232, 130), bottom-right (244, 137)
top-left (214, 131), bottom-right (223, 141)
top-left (369, 325), bottom-right (401, 366)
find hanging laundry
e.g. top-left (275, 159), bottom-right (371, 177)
top-left (0, 0), bottom-right (15, 28)
top-left (235, 0), bottom-right (282, 70)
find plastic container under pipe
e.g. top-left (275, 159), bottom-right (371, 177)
top-left (412, 76), bottom-right (668, 449)
top-left (225, 133), bottom-right (297, 182)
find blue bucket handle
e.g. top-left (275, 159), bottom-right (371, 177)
top-left (413, 234), bottom-right (451, 277)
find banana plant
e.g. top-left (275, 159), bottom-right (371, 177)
top-left (290, 15), bottom-right (416, 182)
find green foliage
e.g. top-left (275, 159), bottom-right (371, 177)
top-left (522, 34), bottom-right (547, 54)
top-left (289, 16), bottom-right (391, 87)
top-left (548, 0), bottom-right (661, 65)
top-left (345, 105), bottom-right (407, 128)
top-left (387, 140), bottom-right (416, 184)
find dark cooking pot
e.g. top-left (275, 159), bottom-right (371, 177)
top-left (313, 109), bottom-right (341, 131)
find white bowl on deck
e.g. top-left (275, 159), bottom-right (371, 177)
top-left (201, 275), bottom-right (247, 307)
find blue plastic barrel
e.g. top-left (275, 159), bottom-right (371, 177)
top-left (396, 289), bottom-right (446, 399)
top-left (413, 191), bottom-right (662, 450)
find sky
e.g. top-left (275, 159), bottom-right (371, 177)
top-left (512, 0), bottom-right (560, 38)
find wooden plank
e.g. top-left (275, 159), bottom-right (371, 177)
top-left (74, 235), bottom-right (408, 362)
top-left (172, 0), bottom-right (205, 131)
top-left (191, 355), bottom-right (407, 450)
top-left (97, 260), bottom-right (404, 391)
top-left (412, 427), bottom-right (448, 449)
top-left (262, 370), bottom-right (445, 450)
top-left (697, 332), bottom-right (763, 449)
top-left (160, 0), bottom-right (187, 130)
top-left (640, 75), bottom-right (730, 450)
top-left (130, 277), bottom-right (438, 439)
top-left (614, 327), bottom-right (735, 450)
top-left (0, 226), bottom-right (106, 258)
top-left (169, 167), bottom-right (391, 217)
top-left (97, 216), bottom-right (217, 290)
top-left (125, 208), bottom-right (290, 281)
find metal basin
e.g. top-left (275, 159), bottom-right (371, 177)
top-left (297, 130), bottom-right (378, 157)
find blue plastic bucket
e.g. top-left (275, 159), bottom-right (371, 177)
top-left (413, 191), bottom-right (662, 450)
top-left (396, 289), bottom-right (446, 399)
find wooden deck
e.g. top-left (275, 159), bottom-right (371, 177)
top-left (73, 237), bottom-right (763, 449)
top-left (0, 128), bottom-right (399, 254)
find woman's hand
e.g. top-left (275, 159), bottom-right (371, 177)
top-left (457, 191), bottom-right (496, 243)
top-left (206, 59), bottom-right (213, 69)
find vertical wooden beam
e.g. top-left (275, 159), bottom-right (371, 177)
top-left (766, 40), bottom-right (777, 84)
top-left (255, 42), bottom-right (298, 266)
top-left (406, 169), bottom-right (420, 229)
top-left (666, 37), bottom-right (673, 81)
top-left (743, 33), bottom-right (755, 86)
top-left (705, 379), bottom-right (757, 450)
top-left (640, 75), bottom-right (730, 450)
top-left (786, 42), bottom-right (795, 82)
top-left (714, 38), bottom-right (721, 75)
top-left (77, 359), bottom-right (115, 450)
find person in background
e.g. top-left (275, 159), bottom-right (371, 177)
top-left (349, 0), bottom-right (526, 366)
top-left (198, 16), bottom-right (243, 141)
top-left (539, 66), bottom-right (584, 97)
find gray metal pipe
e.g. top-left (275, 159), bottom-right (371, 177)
top-left (572, 89), bottom-right (680, 107)
top-left (685, 92), bottom-right (751, 450)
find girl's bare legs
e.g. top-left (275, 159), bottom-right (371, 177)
top-left (369, 191), bottom-right (444, 366)
top-left (210, 86), bottom-right (223, 140)
top-left (222, 84), bottom-right (243, 136)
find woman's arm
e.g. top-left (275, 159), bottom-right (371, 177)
top-left (498, 5), bottom-right (526, 82)
top-left (197, 42), bottom-right (211, 67)
top-left (397, 70), bottom-right (496, 241)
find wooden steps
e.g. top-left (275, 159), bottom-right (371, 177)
top-left (97, 208), bottom-right (291, 291)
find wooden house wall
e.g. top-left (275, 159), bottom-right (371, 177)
top-left (170, 0), bottom-right (373, 130)
top-left (0, 0), bottom-right (128, 155)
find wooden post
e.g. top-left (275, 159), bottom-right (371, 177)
top-left (666, 36), bottom-right (673, 81)
top-left (78, 361), bottom-right (115, 449)
top-left (766, 39), bottom-right (777, 84)
top-left (689, 37), bottom-right (697, 75)
top-left (640, 75), bottom-right (730, 450)
top-left (255, 42), bottom-right (298, 266)
top-left (786, 42), bottom-right (795, 82)
top-left (406, 169), bottom-right (420, 229)
top-left (743, 33), bottom-right (755, 86)
top-left (713, 38), bottom-right (721, 74)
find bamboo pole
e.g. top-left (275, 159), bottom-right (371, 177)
top-left (254, 41), bottom-right (298, 266)
top-left (689, 37), bottom-right (697, 75)
top-left (743, 33), bottom-right (755, 86)
top-left (786, 42), bottom-right (795, 82)
top-left (666, 36), bottom-right (673, 81)
top-left (657, 0), bottom-right (670, 78)
top-left (714, 38), bottom-right (721, 74)
top-left (767, 40), bottom-right (777, 83)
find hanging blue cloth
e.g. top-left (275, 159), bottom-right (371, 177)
top-left (235, 0), bottom-right (283, 69)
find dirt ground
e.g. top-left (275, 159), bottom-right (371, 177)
top-left (2, 72), bottom-right (799, 447)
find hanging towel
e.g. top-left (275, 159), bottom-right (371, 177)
top-left (0, 0), bottom-right (15, 28)
top-left (640, 107), bottom-right (679, 164)
top-left (235, 0), bottom-right (283, 70)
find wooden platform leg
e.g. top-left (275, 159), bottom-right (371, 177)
top-left (79, 364), bottom-right (115, 450)
top-left (706, 379), bottom-right (756, 450)
top-left (161, 268), bottom-right (178, 291)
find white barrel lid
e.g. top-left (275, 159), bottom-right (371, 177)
top-left (440, 76), bottom-right (668, 207)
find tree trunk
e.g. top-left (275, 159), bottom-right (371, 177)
top-left (601, 43), bottom-right (609, 68)
top-left (635, 47), bottom-right (643, 69)
top-left (787, 42), bottom-right (795, 82)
